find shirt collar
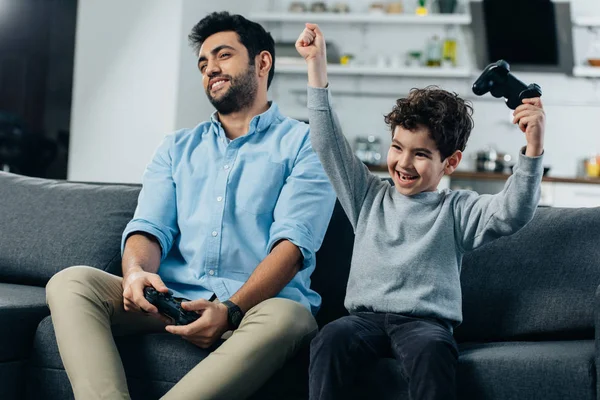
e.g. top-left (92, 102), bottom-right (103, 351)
top-left (210, 102), bottom-right (281, 138)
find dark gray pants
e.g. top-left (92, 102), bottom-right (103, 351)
top-left (309, 312), bottom-right (458, 400)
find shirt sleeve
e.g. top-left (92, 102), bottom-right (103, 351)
top-left (307, 85), bottom-right (380, 230)
top-left (453, 148), bottom-right (544, 252)
top-left (267, 131), bottom-right (337, 270)
top-left (121, 134), bottom-right (179, 260)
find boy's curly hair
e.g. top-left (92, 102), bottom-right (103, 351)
top-left (384, 86), bottom-right (474, 160)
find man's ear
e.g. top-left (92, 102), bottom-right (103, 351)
top-left (444, 150), bottom-right (462, 175)
top-left (256, 50), bottom-right (273, 79)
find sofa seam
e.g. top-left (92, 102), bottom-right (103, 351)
top-left (102, 250), bottom-right (121, 273)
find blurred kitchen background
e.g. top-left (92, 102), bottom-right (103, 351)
top-left (1, 0), bottom-right (600, 207)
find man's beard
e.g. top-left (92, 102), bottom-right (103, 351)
top-left (206, 64), bottom-right (258, 115)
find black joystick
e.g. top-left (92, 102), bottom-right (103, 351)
top-left (472, 60), bottom-right (542, 110)
top-left (143, 287), bottom-right (200, 325)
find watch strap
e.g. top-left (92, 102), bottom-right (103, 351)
top-left (222, 300), bottom-right (244, 329)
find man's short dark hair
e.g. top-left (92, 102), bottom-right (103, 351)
top-left (188, 12), bottom-right (276, 88)
top-left (384, 86), bottom-right (474, 160)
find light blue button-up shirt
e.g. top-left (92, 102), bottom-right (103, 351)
top-left (121, 102), bottom-right (336, 315)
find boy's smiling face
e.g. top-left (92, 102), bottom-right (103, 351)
top-left (387, 125), bottom-right (461, 196)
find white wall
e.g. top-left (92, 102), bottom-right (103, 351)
top-left (68, 0), bottom-right (600, 182)
top-left (68, 0), bottom-right (183, 183)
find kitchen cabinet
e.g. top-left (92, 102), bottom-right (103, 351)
top-left (552, 182), bottom-right (600, 208)
top-left (369, 166), bottom-right (600, 208)
top-left (450, 173), bottom-right (600, 208)
top-left (449, 171), bottom-right (600, 208)
top-left (250, 9), bottom-right (474, 80)
top-left (274, 64), bottom-right (471, 78)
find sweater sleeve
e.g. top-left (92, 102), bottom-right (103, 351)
top-left (307, 86), bottom-right (380, 230)
top-left (452, 148), bottom-right (544, 252)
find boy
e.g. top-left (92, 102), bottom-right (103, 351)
top-left (296, 23), bottom-right (545, 400)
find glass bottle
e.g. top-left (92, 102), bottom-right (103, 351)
top-left (442, 26), bottom-right (458, 67)
top-left (586, 154), bottom-right (600, 177)
top-left (416, 0), bottom-right (428, 16)
top-left (426, 35), bottom-right (442, 67)
top-left (586, 29), bottom-right (600, 67)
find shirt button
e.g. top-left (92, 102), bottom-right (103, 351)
top-left (208, 269), bottom-right (215, 276)
top-left (212, 231), bottom-right (218, 237)
top-left (223, 164), bottom-right (230, 170)
top-left (217, 196), bottom-right (223, 202)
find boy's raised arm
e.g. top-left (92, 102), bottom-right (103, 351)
top-left (454, 97), bottom-right (546, 251)
top-left (295, 23), bottom-right (328, 88)
top-left (295, 24), bottom-right (378, 229)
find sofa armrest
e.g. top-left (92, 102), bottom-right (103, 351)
top-left (595, 284), bottom-right (600, 400)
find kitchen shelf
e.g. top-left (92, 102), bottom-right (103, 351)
top-left (368, 165), bottom-right (600, 185)
top-left (573, 66), bottom-right (600, 78)
top-left (250, 12), bottom-right (471, 25)
top-left (450, 171), bottom-right (600, 185)
top-left (276, 64), bottom-right (472, 78)
top-left (572, 17), bottom-right (600, 27)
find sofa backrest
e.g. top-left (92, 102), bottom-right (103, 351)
top-left (4, 171), bottom-right (598, 343)
top-left (312, 200), bottom-right (353, 327)
top-left (0, 172), bottom-right (141, 286)
top-left (313, 201), bottom-right (600, 342)
top-left (455, 206), bottom-right (600, 342)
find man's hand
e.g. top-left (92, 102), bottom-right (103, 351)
top-left (165, 300), bottom-right (229, 348)
top-left (122, 269), bottom-right (169, 316)
top-left (512, 97), bottom-right (545, 157)
top-left (295, 23), bottom-right (328, 88)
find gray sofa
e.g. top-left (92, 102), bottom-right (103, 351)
top-left (1, 170), bottom-right (599, 400)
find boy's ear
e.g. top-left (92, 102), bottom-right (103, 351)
top-left (444, 150), bottom-right (462, 175)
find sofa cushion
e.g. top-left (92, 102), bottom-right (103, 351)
top-left (28, 316), bottom-right (309, 400)
top-left (0, 283), bottom-right (48, 361)
top-left (30, 316), bottom-right (214, 380)
top-left (350, 340), bottom-right (594, 400)
top-left (456, 207), bottom-right (600, 342)
top-left (0, 172), bottom-right (140, 286)
top-left (457, 340), bottom-right (595, 400)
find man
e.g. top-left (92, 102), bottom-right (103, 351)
top-left (46, 11), bottom-right (336, 400)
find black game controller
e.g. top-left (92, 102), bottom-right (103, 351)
top-left (143, 287), bottom-right (200, 325)
top-left (472, 60), bottom-right (542, 110)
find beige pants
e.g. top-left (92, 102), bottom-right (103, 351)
top-left (46, 266), bottom-right (317, 400)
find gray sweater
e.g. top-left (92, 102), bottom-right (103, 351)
top-left (307, 86), bottom-right (543, 327)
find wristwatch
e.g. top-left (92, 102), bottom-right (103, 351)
top-left (222, 300), bottom-right (244, 330)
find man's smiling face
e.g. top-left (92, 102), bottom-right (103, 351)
top-left (197, 31), bottom-right (258, 114)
